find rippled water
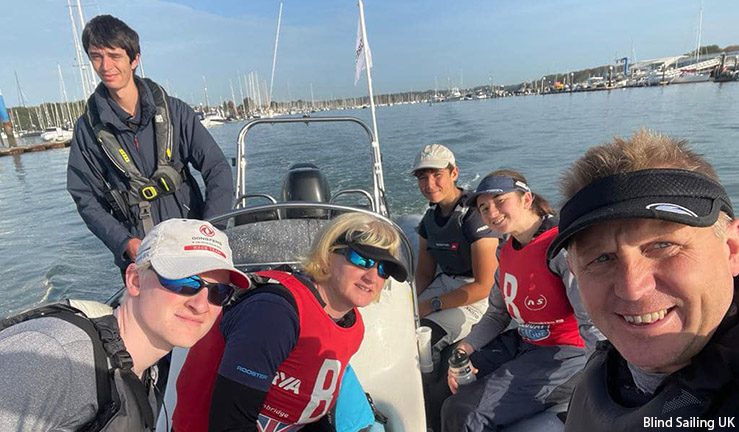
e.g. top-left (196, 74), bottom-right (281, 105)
top-left (2, 82), bottom-right (738, 316)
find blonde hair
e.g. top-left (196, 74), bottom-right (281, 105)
top-left (302, 213), bottom-right (401, 283)
top-left (120, 261), bottom-right (151, 305)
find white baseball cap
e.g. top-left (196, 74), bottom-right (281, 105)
top-left (136, 219), bottom-right (250, 288)
top-left (411, 143), bottom-right (456, 173)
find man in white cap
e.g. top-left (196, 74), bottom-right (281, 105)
top-left (411, 143), bottom-right (501, 430)
top-left (0, 218), bottom-right (249, 432)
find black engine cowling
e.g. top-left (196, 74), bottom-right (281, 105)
top-left (281, 163), bottom-right (331, 218)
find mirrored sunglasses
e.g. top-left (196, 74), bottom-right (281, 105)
top-left (337, 247), bottom-right (390, 279)
top-left (155, 271), bottom-right (235, 306)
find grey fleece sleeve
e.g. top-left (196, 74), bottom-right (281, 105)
top-left (548, 249), bottom-right (605, 355)
top-left (463, 247), bottom-right (512, 351)
top-left (0, 318), bottom-right (97, 432)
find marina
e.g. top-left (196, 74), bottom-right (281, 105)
top-left (2, 82), bottom-right (739, 318)
top-left (1, 1), bottom-right (738, 431)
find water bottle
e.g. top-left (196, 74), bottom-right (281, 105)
top-left (448, 348), bottom-right (476, 385)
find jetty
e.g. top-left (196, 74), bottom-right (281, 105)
top-left (0, 140), bottom-right (71, 157)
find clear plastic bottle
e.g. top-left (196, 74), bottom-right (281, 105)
top-left (448, 348), bottom-right (477, 385)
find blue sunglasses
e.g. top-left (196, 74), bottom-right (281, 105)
top-left (155, 271), bottom-right (235, 306)
top-left (337, 248), bottom-right (390, 279)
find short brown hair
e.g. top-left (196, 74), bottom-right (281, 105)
top-left (560, 129), bottom-right (730, 238)
top-left (560, 129), bottom-right (719, 200)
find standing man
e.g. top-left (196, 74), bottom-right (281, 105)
top-left (547, 131), bottom-right (739, 430)
top-left (67, 15), bottom-right (234, 273)
top-left (0, 219), bottom-right (250, 431)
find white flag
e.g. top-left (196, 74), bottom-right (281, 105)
top-left (354, 18), bottom-right (373, 85)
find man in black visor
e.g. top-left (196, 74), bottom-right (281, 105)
top-left (547, 130), bottom-right (739, 431)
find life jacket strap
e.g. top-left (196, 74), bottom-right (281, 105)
top-left (138, 201), bottom-right (154, 235)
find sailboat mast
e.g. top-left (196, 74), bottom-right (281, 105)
top-left (310, 83), bottom-right (315, 110)
top-left (202, 76), bottom-right (210, 109)
top-left (14, 71), bottom-right (26, 107)
top-left (254, 72), bottom-right (263, 111)
top-left (58, 64), bottom-right (72, 127)
top-left (695, 0), bottom-right (703, 66)
top-left (75, 0), bottom-right (97, 88)
top-left (237, 72), bottom-right (245, 119)
top-left (67, 0), bottom-right (92, 98)
top-left (268, 2), bottom-right (283, 109)
top-left (229, 79), bottom-right (237, 117)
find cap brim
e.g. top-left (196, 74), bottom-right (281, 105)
top-left (151, 255), bottom-right (251, 288)
top-left (464, 188), bottom-right (516, 207)
top-left (348, 242), bottom-right (409, 282)
top-left (411, 160), bottom-right (451, 174)
top-left (547, 195), bottom-right (721, 260)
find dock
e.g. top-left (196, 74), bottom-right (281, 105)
top-left (0, 140), bottom-right (71, 157)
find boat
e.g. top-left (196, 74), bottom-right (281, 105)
top-left (198, 110), bottom-right (227, 128)
top-left (40, 127), bottom-right (73, 142)
top-left (672, 2), bottom-right (712, 85)
top-left (671, 71), bottom-right (711, 84)
top-left (157, 116), bottom-right (426, 432)
top-left (644, 68), bottom-right (681, 86)
top-left (155, 115), bottom-right (569, 432)
top-left (444, 87), bottom-right (463, 102)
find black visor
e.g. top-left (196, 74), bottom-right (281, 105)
top-left (547, 169), bottom-right (734, 260)
top-left (334, 233), bottom-right (408, 282)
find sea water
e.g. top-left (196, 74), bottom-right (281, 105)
top-left (2, 82), bottom-right (738, 316)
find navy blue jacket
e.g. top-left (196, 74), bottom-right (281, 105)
top-left (67, 76), bottom-right (234, 268)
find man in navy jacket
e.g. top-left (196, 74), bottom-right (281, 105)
top-left (67, 15), bottom-right (233, 272)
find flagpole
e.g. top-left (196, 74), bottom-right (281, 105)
top-left (358, 0), bottom-right (387, 215)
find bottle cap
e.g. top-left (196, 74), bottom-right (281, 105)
top-left (448, 348), bottom-right (469, 368)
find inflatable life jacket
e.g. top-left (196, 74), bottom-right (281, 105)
top-left (566, 288), bottom-right (739, 432)
top-left (498, 227), bottom-right (584, 347)
top-left (421, 193), bottom-right (474, 276)
top-left (85, 78), bottom-right (186, 234)
top-left (0, 300), bottom-right (157, 432)
top-left (173, 270), bottom-right (365, 432)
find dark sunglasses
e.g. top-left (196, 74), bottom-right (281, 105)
top-left (336, 248), bottom-right (390, 279)
top-left (155, 271), bottom-right (235, 306)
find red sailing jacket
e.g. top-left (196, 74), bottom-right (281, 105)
top-left (172, 270), bottom-right (365, 431)
top-left (499, 227), bottom-right (584, 348)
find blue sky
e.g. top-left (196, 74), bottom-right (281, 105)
top-left (2, 0), bottom-right (738, 106)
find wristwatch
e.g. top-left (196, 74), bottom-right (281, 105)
top-left (431, 296), bottom-right (443, 312)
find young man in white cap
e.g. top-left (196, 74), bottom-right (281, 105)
top-left (412, 143), bottom-right (501, 431)
top-left (412, 144), bottom-right (501, 361)
top-left (547, 131), bottom-right (739, 430)
top-left (0, 218), bottom-right (249, 432)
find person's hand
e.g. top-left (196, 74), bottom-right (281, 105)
top-left (447, 367), bottom-right (460, 394)
top-left (126, 237), bottom-right (142, 260)
top-left (447, 343), bottom-right (477, 395)
top-left (456, 341), bottom-right (475, 356)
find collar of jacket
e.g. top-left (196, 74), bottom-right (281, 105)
top-left (91, 75), bottom-right (159, 133)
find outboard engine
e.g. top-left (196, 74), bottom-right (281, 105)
top-left (281, 163), bottom-right (331, 218)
